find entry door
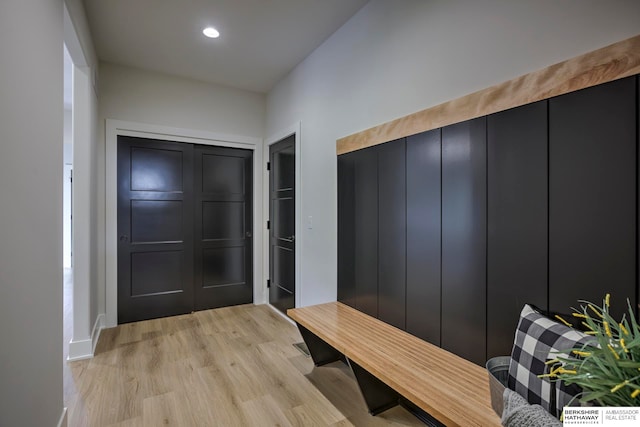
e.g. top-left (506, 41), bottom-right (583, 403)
top-left (194, 145), bottom-right (253, 310)
top-left (117, 136), bottom-right (195, 324)
top-left (269, 136), bottom-right (296, 313)
top-left (118, 136), bottom-right (253, 324)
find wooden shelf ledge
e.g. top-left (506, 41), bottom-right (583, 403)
top-left (337, 34), bottom-right (640, 155)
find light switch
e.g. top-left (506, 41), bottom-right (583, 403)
top-left (307, 215), bottom-right (313, 229)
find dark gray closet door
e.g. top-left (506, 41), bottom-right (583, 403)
top-left (117, 136), bottom-right (194, 324)
top-left (487, 101), bottom-right (548, 359)
top-left (406, 129), bottom-right (441, 345)
top-left (194, 145), bottom-right (253, 311)
top-left (441, 117), bottom-right (487, 366)
top-left (378, 139), bottom-right (407, 330)
top-left (549, 76), bottom-right (636, 319)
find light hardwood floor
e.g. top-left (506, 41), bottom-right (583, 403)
top-left (64, 303), bottom-right (422, 426)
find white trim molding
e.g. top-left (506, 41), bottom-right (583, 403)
top-left (68, 313), bottom-right (104, 361)
top-left (105, 119), bottom-right (264, 328)
top-left (57, 407), bottom-right (68, 427)
top-left (267, 303), bottom-right (296, 326)
top-left (264, 122), bottom-right (302, 308)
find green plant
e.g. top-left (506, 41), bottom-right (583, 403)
top-left (545, 294), bottom-right (640, 406)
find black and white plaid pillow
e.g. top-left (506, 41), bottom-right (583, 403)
top-left (508, 304), bottom-right (594, 417)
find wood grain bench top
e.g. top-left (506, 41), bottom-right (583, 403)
top-left (288, 302), bottom-right (501, 427)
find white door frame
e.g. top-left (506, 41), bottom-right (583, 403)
top-left (264, 122), bottom-right (301, 310)
top-left (105, 119), bottom-right (264, 328)
top-left (64, 2), bottom-right (97, 362)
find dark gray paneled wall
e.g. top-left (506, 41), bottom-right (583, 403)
top-left (343, 148), bottom-right (379, 318)
top-left (549, 77), bottom-right (636, 321)
top-left (441, 118), bottom-right (487, 365)
top-left (337, 75), bottom-right (639, 365)
top-left (337, 154), bottom-right (356, 307)
top-left (487, 101), bottom-right (548, 359)
top-left (378, 140), bottom-right (407, 330)
top-left (406, 130), bottom-right (442, 346)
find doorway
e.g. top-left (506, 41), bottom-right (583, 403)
top-left (64, 1), bottom-right (100, 362)
top-left (62, 43), bottom-right (73, 367)
top-left (117, 136), bottom-right (253, 323)
top-left (269, 135), bottom-right (296, 314)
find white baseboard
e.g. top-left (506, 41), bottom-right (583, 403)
top-left (57, 407), bottom-right (67, 427)
top-left (68, 337), bottom-right (92, 360)
top-left (67, 313), bottom-right (105, 361)
top-left (266, 303), bottom-right (296, 326)
top-left (91, 313), bottom-right (105, 353)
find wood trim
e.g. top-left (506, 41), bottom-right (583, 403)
top-left (337, 34), bottom-right (640, 155)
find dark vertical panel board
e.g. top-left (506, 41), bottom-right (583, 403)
top-left (549, 76), bottom-right (636, 320)
top-left (378, 139), bottom-right (407, 330)
top-left (441, 117), bottom-right (487, 365)
top-left (354, 147), bottom-right (379, 317)
top-left (337, 153), bottom-right (356, 307)
top-left (487, 101), bottom-right (548, 359)
top-left (406, 129), bottom-right (441, 344)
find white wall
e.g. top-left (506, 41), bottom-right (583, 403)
top-left (266, 0), bottom-right (640, 307)
top-left (70, 64), bottom-right (102, 359)
top-left (64, 108), bottom-right (72, 163)
top-left (64, 109), bottom-right (72, 268)
top-left (64, 0), bottom-right (98, 71)
top-left (99, 62), bottom-right (265, 138)
top-left (0, 0), bottom-right (64, 425)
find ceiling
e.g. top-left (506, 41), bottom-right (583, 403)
top-left (83, 0), bottom-right (369, 93)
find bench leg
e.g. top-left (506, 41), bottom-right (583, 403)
top-left (348, 358), bottom-right (399, 416)
top-left (399, 398), bottom-right (446, 427)
top-left (296, 324), bottom-right (345, 367)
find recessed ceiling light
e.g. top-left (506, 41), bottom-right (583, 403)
top-left (203, 27), bottom-right (220, 39)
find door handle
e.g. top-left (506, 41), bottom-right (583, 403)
top-left (288, 235), bottom-right (295, 242)
top-left (119, 234), bottom-right (129, 243)
top-left (246, 231), bottom-right (252, 238)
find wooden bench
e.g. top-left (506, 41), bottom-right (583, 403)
top-left (288, 302), bottom-right (501, 426)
